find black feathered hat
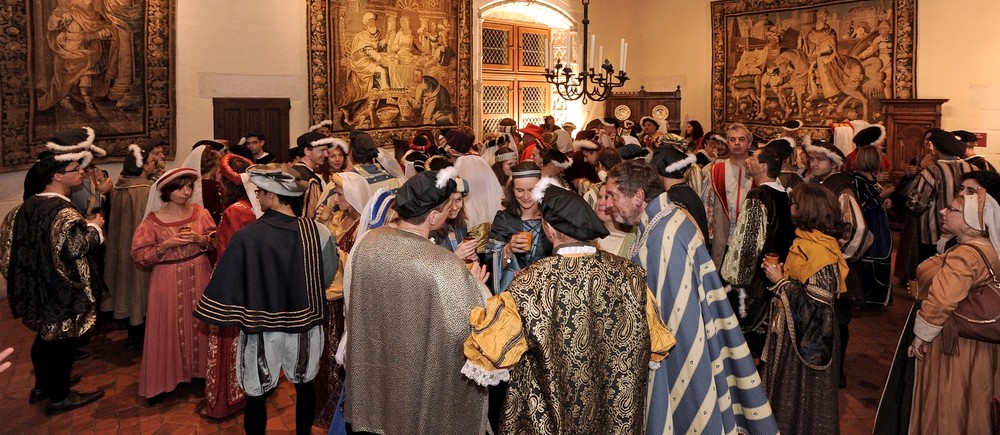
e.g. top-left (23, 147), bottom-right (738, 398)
top-left (531, 177), bottom-right (609, 241)
top-left (393, 167), bottom-right (459, 219)
top-left (929, 129), bottom-right (966, 157)
top-left (852, 125), bottom-right (886, 148)
top-left (650, 146), bottom-right (697, 179)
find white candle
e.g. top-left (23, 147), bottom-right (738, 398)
top-left (589, 34), bottom-right (596, 68)
top-left (598, 46), bottom-right (603, 65)
top-left (619, 38), bottom-right (625, 68)
top-left (623, 42), bottom-right (628, 72)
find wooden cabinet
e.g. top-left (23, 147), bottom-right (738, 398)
top-left (604, 86), bottom-right (682, 134)
top-left (881, 99), bottom-right (948, 176)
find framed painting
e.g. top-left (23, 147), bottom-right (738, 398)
top-left (711, 0), bottom-right (916, 139)
top-left (0, 0), bottom-right (176, 172)
top-left (307, 0), bottom-right (472, 142)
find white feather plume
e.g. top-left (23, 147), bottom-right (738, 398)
top-left (435, 165), bottom-right (459, 189)
top-left (530, 176), bottom-right (561, 204)
top-left (128, 144), bottom-right (144, 168)
top-left (663, 154), bottom-right (697, 174)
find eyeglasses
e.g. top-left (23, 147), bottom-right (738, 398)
top-left (943, 206), bottom-right (963, 214)
top-left (59, 165), bottom-right (82, 173)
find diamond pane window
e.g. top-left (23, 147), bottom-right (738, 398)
top-left (521, 33), bottom-right (545, 67)
top-left (483, 28), bottom-right (510, 65)
top-left (522, 116), bottom-right (544, 127)
top-left (483, 85), bottom-right (510, 115)
top-left (482, 118), bottom-right (501, 134)
top-left (521, 86), bottom-right (546, 114)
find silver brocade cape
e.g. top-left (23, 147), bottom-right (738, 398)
top-left (344, 227), bottom-right (488, 435)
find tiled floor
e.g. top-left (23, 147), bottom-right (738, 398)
top-left (0, 284), bottom-right (913, 434)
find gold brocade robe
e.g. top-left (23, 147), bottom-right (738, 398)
top-left (466, 250), bottom-right (674, 434)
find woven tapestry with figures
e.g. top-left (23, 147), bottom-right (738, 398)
top-left (0, 0), bottom-right (175, 172)
top-left (307, 0), bottom-right (472, 142)
top-left (711, 0), bottom-right (915, 138)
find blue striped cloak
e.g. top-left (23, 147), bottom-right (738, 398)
top-left (635, 194), bottom-right (779, 435)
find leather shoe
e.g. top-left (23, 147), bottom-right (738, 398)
top-left (45, 389), bottom-right (104, 416)
top-left (28, 375), bottom-right (82, 404)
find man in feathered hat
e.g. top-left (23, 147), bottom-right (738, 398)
top-left (349, 130), bottom-right (403, 197)
top-left (102, 142), bottom-right (158, 349)
top-left (955, 129), bottom-right (996, 172)
top-left (462, 176), bottom-right (675, 434)
top-left (294, 131), bottom-right (334, 219)
top-left (807, 133), bottom-right (874, 386)
top-left (906, 129), bottom-right (977, 262)
top-left (195, 163), bottom-right (337, 435)
top-left (0, 133), bottom-right (107, 415)
top-left (343, 169), bottom-right (490, 434)
top-left (720, 137), bottom-right (796, 354)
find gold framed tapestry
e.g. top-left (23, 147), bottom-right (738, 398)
top-left (711, 0), bottom-right (915, 138)
top-left (0, 0), bottom-right (176, 172)
top-left (307, 0), bottom-right (472, 142)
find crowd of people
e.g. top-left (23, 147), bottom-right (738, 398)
top-left (2, 115), bottom-right (1000, 434)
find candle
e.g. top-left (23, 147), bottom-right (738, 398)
top-left (589, 34), bottom-right (596, 68)
top-left (623, 42), bottom-right (628, 72)
top-left (598, 46), bottom-right (603, 65)
top-left (619, 38), bottom-right (625, 68)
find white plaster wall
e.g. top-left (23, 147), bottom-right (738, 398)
top-left (175, 0), bottom-right (310, 167)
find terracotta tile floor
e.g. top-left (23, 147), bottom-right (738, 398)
top-left (0, 284), bottom-right (913, 434)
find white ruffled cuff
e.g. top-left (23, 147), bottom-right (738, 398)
top-left (649, 360), bottom-right (661, 371)
top-left (461, 360), bottom-right (510, 387)
top-left (913, 313), bottom-right (943, 342)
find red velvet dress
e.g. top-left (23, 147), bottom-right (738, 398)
top-left (203, 200), bottom-right (256, 418)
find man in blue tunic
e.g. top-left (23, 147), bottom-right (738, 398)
top-left (605, 160), bottom-right (779, 435)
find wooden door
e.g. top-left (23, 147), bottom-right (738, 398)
top-left (213, 98), bottom-right (291, 163)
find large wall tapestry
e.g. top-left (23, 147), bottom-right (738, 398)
top-left (0, 0), bottom-right (175, 172)
top-left (307, 0), bottom-right (472, 142)
top-left (711, 0), bottom-right (915, 137)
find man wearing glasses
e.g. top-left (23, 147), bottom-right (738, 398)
top-left (0, 128), bottom-right (106, 415)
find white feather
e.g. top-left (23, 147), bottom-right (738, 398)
top-left (663, 154), bottom-right (697, 174)
top-left (530, 176), bottom-right (559, 203)
top-left (553, 157), bottom-right (573, 169)
top-left (435, 165), bottom-right (459, 189)
top-left (128, 144), bottom-right (144, 168)
top-left (805, 143), bottom-right (844, 165)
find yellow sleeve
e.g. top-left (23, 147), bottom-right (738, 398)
top-left (461, 292), bottom-right (528, 386)
top-left (646, 289), bottom-right (676, 366)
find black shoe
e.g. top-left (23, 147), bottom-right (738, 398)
top-left (44, 389), bottom-right (104, 416)
top-left (29, 375), bottom-right (83, 404)
top-left (147, 392), bottom-right (167, 407)
top-left (73, 350), bottom-right (90, 361)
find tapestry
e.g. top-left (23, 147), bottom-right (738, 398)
top-left (307, 0), bottom-right (472, 142)
top-left (0, 0), bottom-right (175, 172)
top-left (711, 0), bottom-right (915, 138)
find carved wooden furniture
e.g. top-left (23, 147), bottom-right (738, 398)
top-left (605, 86), bottom-right (682, 134)
top-left (881, 99), bottom-right (948, 176)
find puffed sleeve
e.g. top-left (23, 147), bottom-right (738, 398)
top-left (914, 245), bottom-right (990, 342)
top-left (130, 218), bottom-right (165, 267)
top-left (646, 289), bottom-right (676, 369)
top-left (461, 291), bottom-right (528, 386)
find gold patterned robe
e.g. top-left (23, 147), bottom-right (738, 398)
top-left (463, 247), bottom-right (674, 434)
